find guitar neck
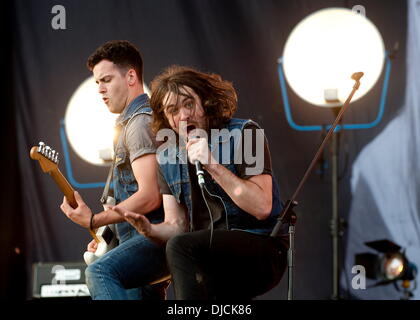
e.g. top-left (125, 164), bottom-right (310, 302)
top-left (49, 168), bottom-right (77, 208)
top-left (49, 168), bottom-right (99, 242)
top-left (30, 144), bottom-right (99, 242)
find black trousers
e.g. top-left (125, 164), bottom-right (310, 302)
top-left (166, 229), bottom-right (288, 300)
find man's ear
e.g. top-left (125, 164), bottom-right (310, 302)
top-left (126, 69), bottom-right (137, 86)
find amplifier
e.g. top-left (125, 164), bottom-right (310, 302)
top-left (32, 262), bottom-right (91, 298)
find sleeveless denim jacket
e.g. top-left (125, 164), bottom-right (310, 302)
top-left (113, 94), bottom-right (163, 240)
top-left (158, 118), bottom-right (284, 236)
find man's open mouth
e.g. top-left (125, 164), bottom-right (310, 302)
top-left (186, 124), bottom-right (196, 135)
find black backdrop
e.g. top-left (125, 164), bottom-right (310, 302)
top-left (2, 0), bottom-right (407, 299)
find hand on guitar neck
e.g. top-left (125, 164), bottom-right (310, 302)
top-left (30, 142), bottom-right (118, 265)
top-left (29, 144), bottom-right (94, 229)
top-left (60, 191), bottom-right (93, 229)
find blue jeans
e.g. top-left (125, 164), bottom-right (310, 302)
top-left (85, 223), bottom-right (169, 300)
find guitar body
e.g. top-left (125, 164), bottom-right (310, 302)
top-left (83, 196), bottom-right (119, 265)
top-left (30, 142), bottom-right (119, 266)
top-left (83, 224), bottom-right (119, 265)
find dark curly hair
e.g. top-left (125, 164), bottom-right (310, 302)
top-left (149, 65), bottom-right (237, 134)
top-left (87, 40), bottom-right (143, 83)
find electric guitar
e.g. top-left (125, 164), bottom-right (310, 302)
top-left (30, 141), bottom-right (118, 265)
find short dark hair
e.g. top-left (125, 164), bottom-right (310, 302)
top-left (87, 40), bottom-right (143, 83)
top-left (150, 65), bottom-right (237, 134)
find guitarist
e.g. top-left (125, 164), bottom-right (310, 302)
top-left (60, 40), bottom-right (168, 300)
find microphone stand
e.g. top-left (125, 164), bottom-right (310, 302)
top-left (271, 72), bottom-right (364, 300)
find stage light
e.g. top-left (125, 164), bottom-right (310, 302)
top-left (277, 7), bottom-right (389, 300)
top-left (64, 76), bottom-right (150, 166)
top-left (355, 240), bottom-right (417, 287)
top-left (383, 253), bottom-right (405, 280)
top-left (282, 7), bottom-right (385, 107)
top-left (65, 76), bottom-right (117, 166)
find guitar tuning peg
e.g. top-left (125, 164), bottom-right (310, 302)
top-left (55, 152), bottom-right (59, 163)
top-left (38, 141), bottom-right (45, 153)
top-left (51, 150), bottom-right (56, 161)
top-left (44, 145), bottom-right (50, 157)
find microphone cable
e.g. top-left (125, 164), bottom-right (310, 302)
top-left (199, 183), bottom-right (228, 249)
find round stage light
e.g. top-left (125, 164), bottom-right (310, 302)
top-left (282, 8), bottom-right (385, 107)
top-left (383, 253), bottom-right (405, 280)
top-left (65, 76), bottom-right (150, 166)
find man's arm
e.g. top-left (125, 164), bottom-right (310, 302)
top-left (61, 153), bottom-right (161, 228)
top-left (187, 138), bottom-right (272, 220)
top-left (113, 194), bottom-right (188, 245)
top-left (92, 153), bottom-right (161, 228)
top-left (206, 165), bottom-right (272, 220)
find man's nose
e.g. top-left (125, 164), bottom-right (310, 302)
top-left (98, 83), bottom-right (106, 94)
top-left (179, 106), bottom-right (191, 121)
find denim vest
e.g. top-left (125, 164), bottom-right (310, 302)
top-left (158, 118), bottom-right (284, 236)
top-left (113, 94), bottom-right (163, 240)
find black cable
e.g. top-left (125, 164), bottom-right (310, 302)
top-left (200, 185), bottom-right (214, 248)
top-left (201, 184), bottom-right (228, 249)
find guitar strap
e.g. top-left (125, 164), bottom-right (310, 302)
top-left (100, 157), bottom-right (115, 205)
top-left (99, 108), bottom-right (142, 205)
top-left (100, 122), bottom-right (121, 205)
top-left (100, 104), bottom-right (150, 205)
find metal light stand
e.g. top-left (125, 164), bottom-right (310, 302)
top-left (331, 122), bottom-right (340, 300)
top-left (271, 72), bottom-right (364, 300)
top-left (330, 108), bottom-right (347, 300)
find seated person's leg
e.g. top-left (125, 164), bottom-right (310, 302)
top-left (86, 229), bottom-right (169, 300)
top-left (166, 229), bottom-right (287, 300)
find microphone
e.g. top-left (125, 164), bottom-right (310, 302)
top-left (189, 135), bottom-right (206, 188)
top-left (195, 160), bottom-right (205, 188)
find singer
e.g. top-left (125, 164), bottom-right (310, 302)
top-left (113, 65), bottom-right (289, 299)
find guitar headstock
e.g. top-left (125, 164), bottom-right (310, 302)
top-left (30, 142), bottom-right (59, 173)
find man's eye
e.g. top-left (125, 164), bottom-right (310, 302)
top-left (186, 101), bottom-right (194, 108)
top-left (166, 106), bottom-right (179, 114)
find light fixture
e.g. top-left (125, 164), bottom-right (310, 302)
top-left (61, 76), bottom-right (150, 189)
top-left (355, 239), bottom-right (417, 296)
top-left (277, 7), bottom-right (389, 300)
top-left (282, 7), bottom-right (384, 107)
top-left (64, 76), bottom-right (119, 166)
top-left (64, 76), bottom-right (150, 166)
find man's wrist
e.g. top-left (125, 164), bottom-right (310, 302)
top-left (89, 212), bottom-right (95, 230)
top-left (204, 162), bottom-right (222, 178)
